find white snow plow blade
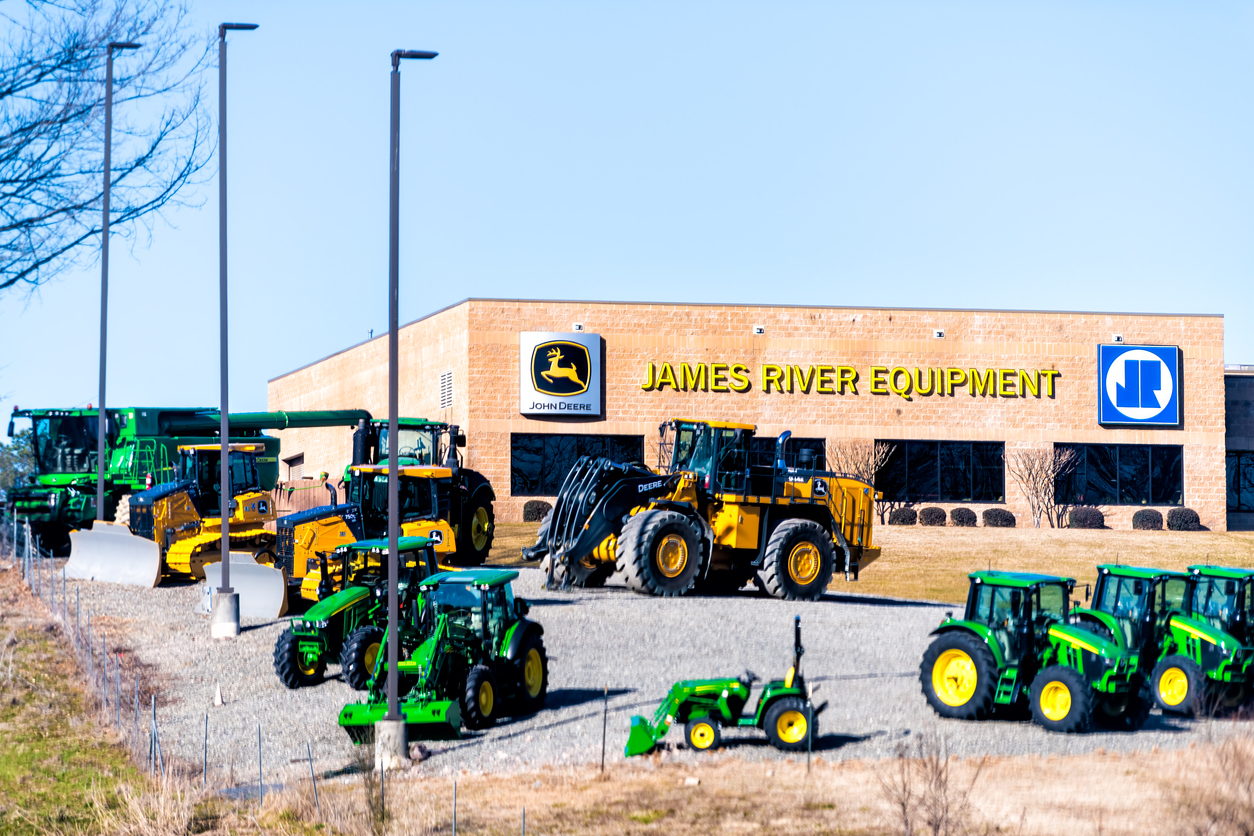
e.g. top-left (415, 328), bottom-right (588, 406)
top-left (201, 555), bottom-right (289, 620)
top-left (65, 522), bottom-right (162, 587)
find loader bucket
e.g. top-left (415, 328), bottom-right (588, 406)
top-left (338, 699), bottom-right (461, 745)
top-left (202, 555), bottom-right (289, 620)
top-left (65, 522), bottom-right (162, 587)
top-left (625, 715), bottom-right (661, 757)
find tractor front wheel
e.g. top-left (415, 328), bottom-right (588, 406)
top-left (463, 665), bottom-right (499, 730)
top-left (341, 626), bottom-right (384, 691)
top-left (685, 717), bottom-right (722, 752)
top-left (758, 519), bottom-right (836, 601)
top-left (617, 510), bottom-right (703, 597)
top-left (1151, 655), bottom-right (1205, 716)
top-left (1029, 665), bottom-right (1094, 733)
top-left (273, 628), bottom-right (324, 689)
top-left (920, 632), bottom-right (996, 720)
top-left (454, 496), bottom-right (495, 566)
top-left (764, 697), bottom-right (816, 752)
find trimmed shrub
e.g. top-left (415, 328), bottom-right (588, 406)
top-left (522, 499), bottom-right (553, 523)
top-left (950, 508), bottom-right (977, 527)
top-left (982, 508), bottom-right (1016, 528)
top-left (888, 507), bottom-right (918, 526)
top-left (1167, 507), bottom-right (1202, 531)
top-left (919, 507), bottom-right (947, 527)
top-left (1132, 509), bottom-right (1164, 531)
top-left (1069, 507), bottom-right (1105, 529)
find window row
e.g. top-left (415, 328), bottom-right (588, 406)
top-left (1230, 451), bottom-right (1254, 512)
top-left (510, 433), bottom-right (645, 496)
top-left (875, 441), bottom-right (1006, 503)
top-left (1054, 444), bottom-right (1183, 507)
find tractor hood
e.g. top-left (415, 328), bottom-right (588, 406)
top-left (1047, 623), bottom-right (1123, 661)
top-left (1169, 615), bottom-right (1236, 653)
top-left (300, 585), bottom-right (372, 623)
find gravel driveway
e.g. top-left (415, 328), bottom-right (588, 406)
top-left (65, 567), bottom-right (1222, 786)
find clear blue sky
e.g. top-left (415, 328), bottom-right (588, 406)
top-left (2, 0), bottom-right (1252, 422)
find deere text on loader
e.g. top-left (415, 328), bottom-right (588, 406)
top-left (524, 420), bottom-right (878, 600)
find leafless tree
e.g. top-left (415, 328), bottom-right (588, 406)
top-left (1, 0), bottom-right (213, 294)
top-left (1006, 446), bottom-right (1079, 528)
top-left (828, 438), bottom-right (893, 483)
top-left (875, 731), bottom-right (986, 836)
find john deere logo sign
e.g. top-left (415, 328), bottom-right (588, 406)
top-left (519, 332), bottom-right (602, 415)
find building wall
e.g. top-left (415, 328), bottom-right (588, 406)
top-left (269, 299), bottom-right (1228, 530)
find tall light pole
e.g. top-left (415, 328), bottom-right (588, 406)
top-left (96, 41), bottom-right (140, 524)
top-left (379, 47), bottom-right (437, 767)
top-left (209, 22), bottom-right (259, 641)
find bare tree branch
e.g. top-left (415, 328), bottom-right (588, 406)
top-left (1006, 446), bottom-right (1079, 528)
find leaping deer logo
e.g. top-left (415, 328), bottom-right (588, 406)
top-left (541, 347), bottom-right (585, 388)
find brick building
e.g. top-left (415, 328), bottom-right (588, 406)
top-left (267, 299), bottom-right (1252, 531)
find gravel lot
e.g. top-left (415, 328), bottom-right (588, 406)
top-left (62, 565), bottom-right (1225, 787)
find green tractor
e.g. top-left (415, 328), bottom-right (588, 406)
top-left (625, 616), bottom-right (822, 756)
top-left (338, 569), bottom-right (548, 742)
top-left (1079, 564), bottom-right (1254, 716)
top-left (922, 571), bottom-right (1147, 733)
top-left (272, 536), bottom-right (441, 690)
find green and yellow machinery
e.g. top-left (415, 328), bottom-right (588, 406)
top-left (921, 571), bottom-right (1148, 733)
top-left (273, 537), bottom-right (440, 690)
top-left (276, 421), bottom-right (496, 600)
top-left (524, 420), bottom-right (878, 600)
top-left (625, 615), bottom-right (823, 756)
top-left (339, 569), bottom-right (547, 742)
top-left (1078, 564), bottom-right (1254, 716)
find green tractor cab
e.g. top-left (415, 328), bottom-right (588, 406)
top-left (625, 616), bottom-right (823, 757)
top-left (922, 571), bottom-right (1146, 733)
top-left (272, 537), bottom-right (440, 690)
top-left (338, 568), bottom-right (548, 743)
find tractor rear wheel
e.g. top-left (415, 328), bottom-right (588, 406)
top-left (273, 628), bottom-right (323, 689)
top-left (454, 495), bottom-right (495, 566)
top-left (685, 717), bottom-right (722, 752)
top-left (758, 519), bottom-right (835, 601)
top-left (764, 697), bottom-right (816, 752)
top-left (616, 510), bottom-right (703, 597)
top-left (1029, 665), bottom-right (1094, 733)
top-left (1151, 655), bottom-right (1205, 716)
top-left (920, 632), bottom-right (997, 720)
top-left (514, 635), bottom-right (549, 713)
top-left (341, 626), bottom-right (384, 691)
top-left (1094, 678), bottom-right (1152, 731)
top-left (463, 665), bottom-right (499, 730)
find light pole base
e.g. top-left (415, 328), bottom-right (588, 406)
top-left (210, 592), bottom-right (240, 639)
top-left (374, 719), bottom-right (410, 772)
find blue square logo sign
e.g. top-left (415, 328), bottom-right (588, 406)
top-left (1097, 344), bottom-right (1180, 426)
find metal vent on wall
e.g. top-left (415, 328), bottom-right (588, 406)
top-left (439, 370), bottom-right (454, 410)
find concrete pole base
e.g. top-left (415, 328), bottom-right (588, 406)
top-left (374, 719), bottom-right (410, 772)
top-left (210, 591), bottom-right (240, 639)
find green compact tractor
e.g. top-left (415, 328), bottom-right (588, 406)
top-left (625, 616), bottom-right (823, 756)
top-left (338, 569), bottom-right (548, 742)
top-left (922, 571), bottom-right (1147, 733)
top-left (272, 537), bottom-right (440, 690)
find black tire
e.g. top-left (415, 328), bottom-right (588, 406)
top-left (616, 510), bottom-right (703, 597)
top-left (455, 493), bottom-right (495, 566)
top-left (341, 626), bottom-right (384, 692)
top-left (463, 665), bottom-right (499, 730)
top-left (685, 717), bottom-right (722, 752)
top-left (273, 628), bottom-right (324, 689)
top-left (1094, 678), bottom-right (1152, 731)
top-left (920, 632), bottom-right (997, 720)
top-left (763, 697), bottom-right (817, 752)
top-left (550, 554), bottom-right (614, 588)
top-left (514, 635), bottom-right (549, 713)
top-left (757, 519), bottom-right (836, 601)
top-left (1151, 655), bottom-right (1206, 716)
top-left (1029, 665), bottom-right (1094, 733)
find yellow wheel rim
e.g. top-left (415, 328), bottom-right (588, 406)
top-left (299, 657), bottom-right (318, 676)
top-left (931, 649), bottom-right (977, 707)
top-left (363, 643), bottom-right (380, 675)
top-left (1158, 667), bottom-right (1189, 707)
top-left (787, 542), bottom-right (821, 585)
top-left (656, 534), bottom-right (688, 578)
top-left (690, 721), bottom-right (716, 749)
top-left (524, 648), bottom-right (544, 698)
top-left (478, 680), bottom-right (495, 717)
top-left (471, 506), bottom-right (491, 551)
top-left (776, 710), bottom-right (808, 744)
top-left (1039, 681), bottom-right (1072, 722)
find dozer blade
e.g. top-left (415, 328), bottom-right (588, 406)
top-left (338, 699), bottom-right (461, 744)
top-left (65, 522), bottom-right (161, 587)
top-left (624, 715), bottom-right (661, 757)
top-left (202, 555), bottom-right (289, 620)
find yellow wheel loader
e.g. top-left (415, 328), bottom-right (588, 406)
top-left (524, 420), bottom-right (879, 600)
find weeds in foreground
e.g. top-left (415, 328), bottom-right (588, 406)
top-left (1176, 729), bottom-right (1254, 836)
top-left (876, 731), bottom-right (987, 836)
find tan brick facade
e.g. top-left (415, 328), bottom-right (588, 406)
top-left (268, 299), bottom-right (1229, 531)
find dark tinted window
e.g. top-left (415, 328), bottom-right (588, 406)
top-left (748, 436), bottom-right (826, 470)
top-left (510, 434), bottom-right (645, 496)
top-left (1056, 444), bottom-right (1183, 506)
top-left (876, 440), bottom-right (1005, 503)
top-left (1229, 451), bottom-right (1254, 512)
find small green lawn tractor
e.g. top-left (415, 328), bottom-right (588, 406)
top-left (625, 616), bottom-right (824, 756)
top-left (338, 569), bottom-right (548, 743)
top-left (922, 571), bottom-right (1146, 733)
top-left (272, 536), bottom-right (439, 690)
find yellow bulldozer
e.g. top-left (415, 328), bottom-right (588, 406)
top-left (522, 420), bottom-right (879, 600)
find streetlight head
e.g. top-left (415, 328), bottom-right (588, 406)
top-left (109, 42), bottom-right (141, 51)
top-left (220, 22), bottom-right (260, 36)
top-left (391, 49), bottom-right (438, 68)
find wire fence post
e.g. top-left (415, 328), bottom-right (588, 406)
top-left (601, 684), bottom-right (609, 773)
top-left (87, 614), bottom-right (93, 691)
top-left (115, 654), bottom-right (121, 730)
top-left (453, 779), bottom-right (457, 836)
top-left (203, 714), bottom-right (209, 791)
top-left (257, 723), bottom-right (263, 809)
top-left (75, 589), bottom-right (79, 648)
top-left (522, 807), bottom-right (526, 835)
top-left (807, 700), bottom-right (813, 774)
top-left (102, 631), bottom-right (108, 711)
top-left (307, 741), bottom-right (320, 819)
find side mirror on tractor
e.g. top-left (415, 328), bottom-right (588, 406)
top-left (515, 598), bottom-right (530, 617)
top-left (456, 432), bottom-right (467, 448)
top-left (6, 420), bottom-right (13, 438)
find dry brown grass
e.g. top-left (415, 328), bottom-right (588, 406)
top-left (486, 522), bottom-right (541, 567)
